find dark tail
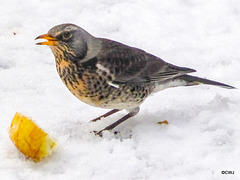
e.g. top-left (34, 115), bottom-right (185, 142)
top-left (179, 75), bottom-right (236, 89)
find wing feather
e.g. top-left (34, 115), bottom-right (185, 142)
top-left (96, 39), bottom-right (196, 85)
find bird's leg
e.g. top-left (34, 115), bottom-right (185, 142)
top-left (91, 109), bottom-right (121, 122)
top-left (95, 107), bottom-right (140, 136)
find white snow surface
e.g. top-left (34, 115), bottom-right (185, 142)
top-left (1, 0), bottom-right (240, 179)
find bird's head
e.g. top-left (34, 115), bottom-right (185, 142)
top-left (36, 24), bottom-right (91, 61)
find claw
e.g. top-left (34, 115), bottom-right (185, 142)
top-left (92, 130), bottom-right (103, 137)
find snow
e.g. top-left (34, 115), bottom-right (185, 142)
top-left (0, 0), bottom-right (240, 179)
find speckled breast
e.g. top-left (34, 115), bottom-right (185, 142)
top-left (56, 59), bottom-right (152, 110)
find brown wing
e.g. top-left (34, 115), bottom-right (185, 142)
top-left (97, 39), bottom-right (196, 85)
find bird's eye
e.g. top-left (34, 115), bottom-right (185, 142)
top-left (62, 31), bottom-right (72, 40)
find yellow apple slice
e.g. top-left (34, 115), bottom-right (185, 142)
top-left (9, 112), bottom-right (58, 162)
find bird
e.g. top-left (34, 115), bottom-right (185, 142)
top-left (35, 23), bottom-right (235, 136)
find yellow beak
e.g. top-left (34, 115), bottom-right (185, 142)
top-left (35, 34), bottom-right (57, 45)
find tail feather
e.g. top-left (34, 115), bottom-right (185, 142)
top-left (153, 74), bottom-right (236, 92)
top-left (178, 75), bottom-right (236, 89)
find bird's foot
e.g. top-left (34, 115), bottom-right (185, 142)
top-left (92, 130), bottom-right (120, 137)
top-left (91, 109), bottom-right (120, 122)
top-left (92, 130), bottom-right (104, 137)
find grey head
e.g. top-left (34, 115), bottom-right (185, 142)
top-left (36, 23), bottom-right (95, 60)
